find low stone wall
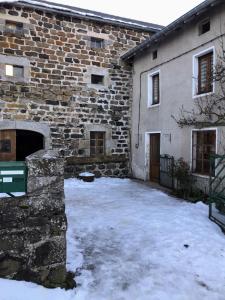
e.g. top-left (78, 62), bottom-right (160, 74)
top-left (0, 150), bottom-right (74, 288)
top-left (65, 155), bottom-right (129, 178)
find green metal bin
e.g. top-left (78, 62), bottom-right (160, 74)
top-left (0, 161), bottom-right (27, 195)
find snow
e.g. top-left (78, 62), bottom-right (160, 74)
top-left (0, 192), bottom-right (25, 198)
top-left (0, 0), bottom-right (17, 2)
top-left (1, 177), bottom-right (225, 300)
top-left (79, 172), bottom-right (94, 177)
top-left (0, 0), bottom-right (161, 30)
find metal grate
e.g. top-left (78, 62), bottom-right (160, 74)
top-left (160, 154), bottom-right (174, 189)
top-left (209, 154), bottom-right (225, 231)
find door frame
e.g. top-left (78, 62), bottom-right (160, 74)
top-left (0, 120), bottom-right (51, 150)
top-left (145, 131), bottom-right (161, 181)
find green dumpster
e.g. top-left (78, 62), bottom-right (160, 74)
top-left (0, 161), bottom-right (27, 196)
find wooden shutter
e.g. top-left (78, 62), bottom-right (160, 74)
top-left (152, 74), bottom-right (160, 104)
top-left (198, 52), bottom-right (213, 94)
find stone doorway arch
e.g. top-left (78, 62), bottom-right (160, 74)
top-left (0, 120), bottom-right (51, 161)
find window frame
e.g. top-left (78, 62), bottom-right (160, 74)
top-left (198, 52), bottom-right (213, 95)
top-left (199, 18), bottom-right (210, 35)
top-left (191, 128), bottom-right (217, 177)
top-left (5, 64), bottom-right (24, 78)
top-left (0, 54), bottom-right (30, 83)
top-left (5, 20), bottom-right (23, 32)
top-left (90, 37), bottom-right (104, 49)
top-left (148, 70), bottom-right (161, 108)
top-left (192, 47), bottom-right (215, 98)
top-left (90, 131), bottom-right (106, 157)
top-left (152, 50), bottom-right (158, 60)
top-left (91, 74), bottom-right (105, 85)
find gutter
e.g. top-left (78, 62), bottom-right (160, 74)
top-left (122, 0), bottom-right (223, 61)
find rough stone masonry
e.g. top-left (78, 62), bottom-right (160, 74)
top-left (0, 1), bottom-right (159, 176)
top-left (0, 0), bottom-right (162, 288)
top-left (0, 150), bottom-right (75, 288)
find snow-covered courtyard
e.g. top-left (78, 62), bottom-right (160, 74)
top-left (1, 177), bottom-right (225, 300)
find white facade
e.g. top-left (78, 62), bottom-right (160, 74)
top-left (130, 2), bottom-right (225, 191)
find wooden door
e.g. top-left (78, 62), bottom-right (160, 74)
top-left (150, 133), bottom-right (160, 182)
top-left (0, 130), bottom-right (16, 161)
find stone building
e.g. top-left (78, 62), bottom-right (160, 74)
top-left (0, 0), bottom-right (163, 177)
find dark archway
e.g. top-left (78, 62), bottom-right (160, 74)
top-left (16, 130), bottom-right (44, 161)
top-left (0, 129), bottom-right (44, 161)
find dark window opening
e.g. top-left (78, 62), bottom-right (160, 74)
top-left (192, 130), bottom-right (216, 176)
top-left (90, 37), bottom-right (104, 48)
top-left (91, 74), bottom-right (104, 85)
top-left (198, 52), bottom-right (213, 94)
top-left (199, 19), bottom-right (210, 35)
top-left (16, 130), bottom-right (44, 161)
top-left (0, 130), bottom-right (44, 162)
top-left (153, 50), bottom-right (158, 60)
top-left (152, 73), bottom-right (160, 105)
top-left (0, 140), bottom-right (11, 153)
top-left (90, 131), bottom-right (105, 156)
top-left (5, 65), bottom-right (24, 77)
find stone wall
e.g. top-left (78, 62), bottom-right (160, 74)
top-left (65, 155), bottom-right (129, 178)
top-left (0, 150), bottom-right (74, 288)
top-left (0, 3), bottom-right (152, 172)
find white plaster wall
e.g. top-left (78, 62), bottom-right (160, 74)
top-left (131, 4), bottom-right (225, 181)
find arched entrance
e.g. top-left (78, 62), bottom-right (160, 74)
top-left (0, 129), bottom-right (44, 161)
top-left (0, 121), bottom-right (51, 161)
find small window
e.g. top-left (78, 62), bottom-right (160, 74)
top-left (152, 74), bottom-right (160, 105)
top-left (0, 139), bottom-right (11, 153)
top-left (5, 20), bottom-right (23, 31)
top-left (192, 130), bottom-right (216, 176)
top-left (198, 52), bottom-right (213, 94)
top-left (90, 37), bottom-right (104, 49)
top-left (153, 50), bottom-right (158, 60)
top-left (5, 65), bottom-right (24, 77)
top-left (199, 19), bottom-right (210, 35)
top-left (91, 74), bottom-right (104, 85)
top-left (90, 131), bottom-right (105, 156)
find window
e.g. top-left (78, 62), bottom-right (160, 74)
top-left (90, 37), bottom-right (104, 49)
top-left (152, 74), bottom-right (160, 105)
top-left (153, 50), bottom-right (158, 60)
top-left (5, 65), bottom-right (24, 77)
top-left (5, 20), bottom-right (23, 32)
top-left (148, 71), bottom-right (160, 106)
top-left (90, 132), bottom-right (105, 156)
top-left (199, 19), bottom-right (210, 35)
top-left (91, 74), bottom-right (104, 85)
top-left (0, 54), bottom-right (29, 83)
top-left (192, 130), bottom-right (216, 176)
top-left (0, 140), bottom-right (11, 153)
top-left (198, 52), bottom-right (213, 94)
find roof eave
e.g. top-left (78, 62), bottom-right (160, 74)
top-left (122, 0), bottom-right (223, 62)
top-left (2, 0), bottom-right (163, 33)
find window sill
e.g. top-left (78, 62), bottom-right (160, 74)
top-left (1, 76), bottom-right (28, 84)
top-left (88, 83), bottom-right (108, 91)
top-left (148, 103), bottom-right (160, 109)
top-left (192, 173), bottom-right (210, 179)
top-left (3, 30), bottom-right (25, 37)
top-left (193, 91), bottom-right (214, 99)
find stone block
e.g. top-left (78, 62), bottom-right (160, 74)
top-left (32, 237), bottom-right (66, 267)
top-left (26, 150), bottom-right (64, 177)
top-left (47, 265), bottom-right (67, 285)
top-left (27, 176), bottom-right (64, 194)
top-left (0, 257), bottom-right (21, 277)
